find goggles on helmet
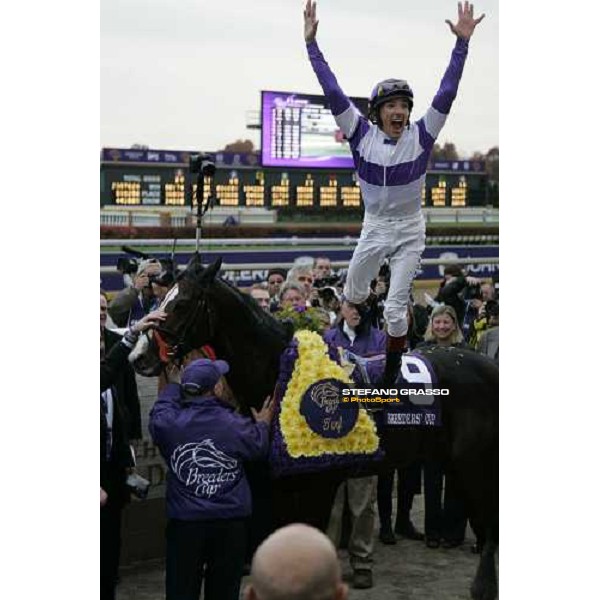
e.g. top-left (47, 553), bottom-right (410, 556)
top-left (368, 79), bottom-right (414, 123)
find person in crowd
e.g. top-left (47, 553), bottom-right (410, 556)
top-left (109, 258), bottom-right (163, 327)
top-left (101, 291), bottom-right (144, 441)
top-left (101, 305), bottom-right (166, 600)
top-left (266, 268), bottom-right (287, 311)
top-left (150, 269), bottom-right (176, 308)
top-left (279, 282), bottom-right (308, 311)
top-left (314, 256), bottom-right (338, 285)
top-left (303, 0), bottom-right (485, 386)
top-left (148, 358), bottom-right (274, 600)
top-left (434, 265), bottom-right (467, 324)
top-left (316, 286), bottom-right (342, 326)
top-left (243, 524), bottom-right (349, 600)
top-left (323, 300), bottom-right (385, 589)
top-left (249, 283), bottom-right (271, 312)
top-left (476, 300), bottom-right (499, 361)
top-left (416, 305), bottom-right (470, 549)
top-left (466, 298), bottom-right (488, 347)
top-left (287, 265), bottom-right (317, 306)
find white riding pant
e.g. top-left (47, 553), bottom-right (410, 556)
top-left (343, 212), bottom-right (426, 338)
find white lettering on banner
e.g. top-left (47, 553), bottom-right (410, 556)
top-left (387, 413), bottom-right (423, 425)
top-left (469, 263), bottom-right (499, 274)
top-left (223, 270), bottom-right (270, 284)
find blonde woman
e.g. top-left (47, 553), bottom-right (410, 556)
top-left (416, 303), bottom-right (469, 549)
top-left (419, 304), bottom-right (467, 348)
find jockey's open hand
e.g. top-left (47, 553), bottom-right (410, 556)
top-left (445, 2), bottom-right (485, 40)
top-left (252, 395), bottom-right (274, 425)
top-left (304, 0), bottom-right (319, 43)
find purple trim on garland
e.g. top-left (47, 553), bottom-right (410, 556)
top-left (269, 337), bottom-right (384, 478)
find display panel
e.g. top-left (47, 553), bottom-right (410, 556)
top-left (261, 90), bottom-right (369, 169)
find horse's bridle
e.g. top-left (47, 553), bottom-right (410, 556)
top-left (152, 292), bottom-right (217, 365)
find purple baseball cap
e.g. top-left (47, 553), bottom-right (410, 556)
top-left (181, 358), bottom-right (230, 394)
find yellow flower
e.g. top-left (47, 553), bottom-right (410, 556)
top-left (278, 331), bottom-right (380, 459)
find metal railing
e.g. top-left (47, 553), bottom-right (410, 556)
top-left (100, 256), bottom-right (498, 275)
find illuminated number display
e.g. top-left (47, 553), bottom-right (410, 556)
top-left (296, 174), bottom-right (314, 207)
top-left (165, 170), bottom-right (186, 206)
top-left (451, 176), bottom-right (467, 207)
top-left (192, 176), bottom-right (213, 207)
top-left (431, 177), bottom-right (447, 207)
top-left (341, 181), bottom-right (361, 207)
top-left (244, 171), bottom-right (265, 206)
top-left (319, 177), bottom-right (338, 207)
top-left (216, 173), bottom-right (240, 206)
top-left (112, 179), bottom-right (141, 205)
top-left (271, 174), bottom-right (290, 206)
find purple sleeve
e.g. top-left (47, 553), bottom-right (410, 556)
top-left (229, 414), bottom-right (270, 461)
top-left (306, 41), bottom-right (351, 116)
top-left (431, 38), bottom-right (469, 115)
top-left (148, 383), bottom-right (182, 441)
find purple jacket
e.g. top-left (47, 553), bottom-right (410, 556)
top-left (149, 384), bottom-right (269, 521)
top-left (324, 322), bottom-right (386, 384)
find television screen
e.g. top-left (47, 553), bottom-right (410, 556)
top-left (261, 90), bottom-right (369, 169)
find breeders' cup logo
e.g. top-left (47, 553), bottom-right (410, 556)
top-left (170, 440), bottom-right (240, 498)
top-left (310, 381), bottom-right (339, 414)
top-left (300, 378), bottom-right (358, 439)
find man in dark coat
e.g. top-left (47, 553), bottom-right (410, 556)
top-left (100, 294), bottom-right (165, 600)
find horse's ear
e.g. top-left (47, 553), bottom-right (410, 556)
top-left (185, 252), bottom-right (204, 274)
top-left (200, 257), bottom-right (222, 283)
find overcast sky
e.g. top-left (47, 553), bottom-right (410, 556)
top-left (101, 0), bottom-right (498, 158)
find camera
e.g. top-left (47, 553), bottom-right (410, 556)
top-left (126, 472), bottom-right (150, 500)
top-left (313, 275), bottom-right (340, 289)
top-left (116, 257), bottom-right (139, 276)
top-left (190, 153), bottom-right (216, 176)
top-left (462, 282), bottom-right (482, 302)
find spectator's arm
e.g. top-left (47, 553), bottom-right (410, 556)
top-left (435, 276), bottom-right (467, 302)
top-left (107, 287), bottom-right (139, 327)
top-left (148, 383), bottom-right (182, 442)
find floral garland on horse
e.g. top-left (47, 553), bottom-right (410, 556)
top-left (269, 311), bottom-right (383, 477)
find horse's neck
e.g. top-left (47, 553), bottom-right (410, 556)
top-left (209, 325), bottom-right (284, 407)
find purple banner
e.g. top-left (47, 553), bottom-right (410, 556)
top-left (428, 160), bottom-right (486, 172)
top-left (101, 148), bottom-right (261, 169)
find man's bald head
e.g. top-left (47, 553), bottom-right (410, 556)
top-left (244, 524), bottom-right (348, 600)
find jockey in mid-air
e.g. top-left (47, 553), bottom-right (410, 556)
top-left (303, 0), bottom-right (485, 386)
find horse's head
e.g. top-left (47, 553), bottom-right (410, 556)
top-left (131, 253), bottom-right (293, 410)
top-left (130, 254), bottom-right (221, 376)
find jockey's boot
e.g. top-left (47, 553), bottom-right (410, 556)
top-left (348, 291), bottom-right (378, 324)
top-left (382, 334), bottom-right (407, 388)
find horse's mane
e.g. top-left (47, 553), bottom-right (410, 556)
top-left (211, 276), bottom-right (292, 348)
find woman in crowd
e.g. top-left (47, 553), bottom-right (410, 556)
top-left (416, 305), bottom-right (470, 549)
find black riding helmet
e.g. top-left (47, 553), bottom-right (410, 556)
top-left (368, 79), bottom-right (414, 126)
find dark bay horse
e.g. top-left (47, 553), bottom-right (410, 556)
top-left (131, 255), bottom-right (499, 600)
